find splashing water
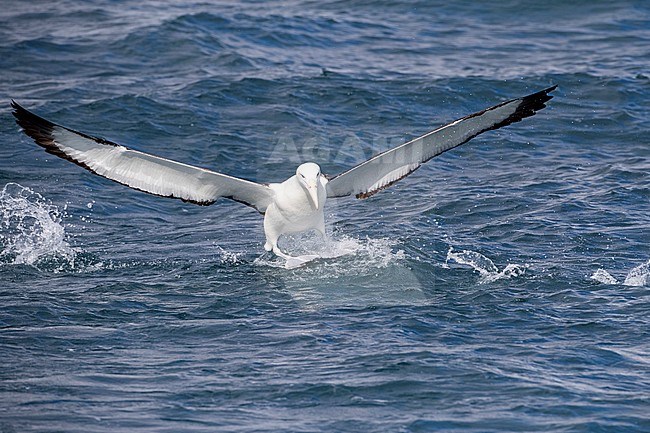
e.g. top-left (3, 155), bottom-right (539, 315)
top-left (252, 233), bottom-right (419, 309)
top-left (0, 183), bottom-right (77, 268)
top-left (591, 260), bottom-right (650, 286)
top-left (624, 260), bottom-right (650, 286)
top-left (254, 232), bottom-right (405, 271)
top-left (214, 245), bottom-right (245, 266)
top-left (445, 247), bottom-right (527, 283)
top-left (590, 268), bottom-right (619, 285)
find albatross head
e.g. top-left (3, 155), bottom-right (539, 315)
top-left (296, 162), bottom-right (322, 210)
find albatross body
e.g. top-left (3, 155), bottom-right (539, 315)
top-left (264, 162), bottom-right (328, 259)
top-left (11, 85), bottom-right (556, 263)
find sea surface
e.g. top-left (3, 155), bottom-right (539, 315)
top-left (1, 1), bottom-right (649, 432)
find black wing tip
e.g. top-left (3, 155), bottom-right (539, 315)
top-left (520, 84), bottom-right (557, 109)
top-left (11, 100), bottom-right (55, 128)
top-left (520, 84), bottom-right (556, 113)
top-left (11, 100), bottom-right (121, 151)
top-left (485, 84), bottom-right (557, 132)
top-left (10, 99), bottom-right (24, 111)
top-left (524, 84), bottom-right (557, 106)
top-left (10, 100), bottom-right (59, 150)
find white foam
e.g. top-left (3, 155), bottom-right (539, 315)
top-left (590, 268), bottom-right (619, 284)
top-left (214, 245), bottom-right (244, 265)
top-left (253, 232), bottom-right (405, 272)
top-left (253, 233), bottom-right (422, 309)
top-left (623, 260), bottom-right (650, 287)
top-left (0, 183), bottom-right (77, 269)
top-left (445, 247), bottom-right (527, 283)
top-left (590, 260), bottom-right (649, 287)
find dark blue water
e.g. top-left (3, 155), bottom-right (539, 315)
top-left (1, 1), bottom-right (649, 432)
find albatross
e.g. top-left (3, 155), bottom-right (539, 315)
top-left (11, 85), bottom-right (556, 264)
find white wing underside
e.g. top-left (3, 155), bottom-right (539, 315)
top-left (12, 85), bottom-right (555, 210)
top-left (11, 102), bottom-right (274, 213)
top-left (326, 86), bottom-right (556, 199)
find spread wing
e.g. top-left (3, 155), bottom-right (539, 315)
top-left (326, 85), bottom-right (557, 199)
top-left (11, 101), bottom-right (274, 213)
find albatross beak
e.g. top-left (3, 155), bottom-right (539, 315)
top-left (308, 186), bottom-right (319, 210)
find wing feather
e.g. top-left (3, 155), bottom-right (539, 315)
top-left (11, 101), bottom-right (274, 213)
top-left (326, 85), bottom-right (557, 199)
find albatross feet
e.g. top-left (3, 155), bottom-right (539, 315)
top-left (284, 254), bottom-right (320, 269)
top-left (272, 245), bottom-right (318, 269)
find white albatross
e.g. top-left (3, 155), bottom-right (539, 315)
top-left (11, 85), bottom-right (556, 265)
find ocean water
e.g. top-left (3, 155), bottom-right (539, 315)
top-left (1, 1), bottom-right (649, 432)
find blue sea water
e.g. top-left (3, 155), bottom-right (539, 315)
top-left (1, 1), bottom-right (649, 431)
